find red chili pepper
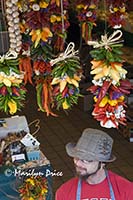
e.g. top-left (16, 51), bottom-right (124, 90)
top-left (118, 118), bottom-right (127, 126)
top-left (20, 85), bottom-right (27, 92)
top-left (53, 85), bottom-right (60, 96)
top-left (119, 79), bottom-right (132, 89)
top-left (0, 86), bottom-right (7, 96)
top-left (93, 104), bottom-right (108, 114)
top-left (62, 87), bottom-right (68, 98)
top-left (96, 80), bottom-right (111, 105)
top-left (87, 85), bottom-right (98, 94)
top-left (94, 114), bottom-right (106, 121)
top-left (109, 89), bottom-right (113, 100)
top-left (107, 104), bottom-right (115, 113)
top-left (102, 116), bottom-right (109, 126)
top-left (118, 87), bottom-right (130, 95)
top-left (110, 115), bottom-right (118, 129)
top-left (110, 84), bottom-right (121, 93)
top-left (12, 86), bottom-right (20, 96)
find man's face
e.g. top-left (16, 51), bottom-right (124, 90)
top-left (73, 158), bottom-right (100, 179)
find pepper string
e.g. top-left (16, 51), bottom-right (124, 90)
top-left (16, 0), bottom-right (71, 117)
top-left (87, 30), bottom-right (132, 129)
top-left (33, 57), bottom-right (58, 117)
top-left (50, 0), bottom-right (70, 52)
top-left (75, 0), bottom-right (99, 43)
top-left (19, 56), bottom-right (33, 85)
top-left (106, 0), bottom-right (128, 29)
top-left (50, 42), bottom-right (82, 110)
top-left (36, 77), bottom-right (58, 117)
top-left (0, 51), bottom-right (26, 115)
top-left (0, 0), bottom-right (27, 115)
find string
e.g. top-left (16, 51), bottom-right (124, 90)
top-left (50, 42), bottom-right (79, 66)
top-left (103, 0), bottom-right (108, 35)
top-left (60, 0), bottom-right (65, 37)
top-left (87, 30), bottom-right (123, 49)
top-left (28, 119), bottom-right (41, 136)
top-left (0, 0), bottom-right (6, 55)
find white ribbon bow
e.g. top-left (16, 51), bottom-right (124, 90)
top-left (87, 30), bottom-right (123, 49)
top-left (0, 51), bottom-right (18, 62)
top-left (50, 42), bottom-right (79, 66)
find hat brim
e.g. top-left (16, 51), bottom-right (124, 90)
top-left (66, 142), bottom-right (116, 163)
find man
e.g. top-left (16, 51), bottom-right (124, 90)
top-left (55, 128), bottom-right (133, 200)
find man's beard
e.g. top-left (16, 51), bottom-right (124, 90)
top-left (75, 162), bottom-right (101, 180)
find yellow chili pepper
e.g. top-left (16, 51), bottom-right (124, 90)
top-left (117, 96), bottom-right (124, 102)
top-left (113, 7), bottom-right (119, 12)
top-left (8, 99), bottom-right (17, 114)
top-left (94, 96), bottom-right (98, 102)
top-left (99, 96), bottom-right (108, 107)
top-left (62, 99), bottom-right (69, 109)
top-left (108, 99), bottom-right (118, 106)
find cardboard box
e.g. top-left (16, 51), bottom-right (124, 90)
top-left (21, 133), bottom-right (40, 161)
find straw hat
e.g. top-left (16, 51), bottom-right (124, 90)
top-left (66, 128), bottom-right (116, 162)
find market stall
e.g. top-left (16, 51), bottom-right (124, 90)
top-left (0, 115), bottom-right (53, 200)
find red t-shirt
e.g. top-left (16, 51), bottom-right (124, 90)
top-left (55, 171), bottom-right (133, 200)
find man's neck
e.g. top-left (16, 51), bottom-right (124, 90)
top-left (86, 169), bottom-right (107, 185)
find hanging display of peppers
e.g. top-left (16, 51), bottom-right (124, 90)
top-left (0, 0), bottom-right (27, 115)
top-left (50, 42), bottom-right (82, 110)
top-left (50, 0), bottom-right (70, 52)
top-left (75, 0), bottom-right (99, 42)
top-left (1, 0), bottom-right (132, 127)
top-left (17, 0), bottom-right (80, 116)
top-left (87, 30), bottom-right (132, 128)
top-left (106, 0), bottom-right (128, 28)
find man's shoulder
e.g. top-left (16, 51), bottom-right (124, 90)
top-left (58, 177), bottom-right (78, 189)
top-left (55, 177), bottom-right (78, 200)
top-left (108, 170), bottom-right (132, 185)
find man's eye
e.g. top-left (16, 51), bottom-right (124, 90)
top-left (82, 160), bottom-right (93, 163)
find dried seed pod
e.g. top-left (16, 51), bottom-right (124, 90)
top-left (6, 14), bottom-right (13, 21)
top-left (16, 41), bottom-right (22, 47)
top-left (14, 18), bottom-right (19, 23)
top-left (12, 5), bottom-right (18, 12)
top-left (15, 30), bottom-right (20, 35)
top-left (8, 27), bottom-right (15, 33)
top-left (10, 38), bottom-right (16, 43)
top-left (16, 35), bottom-right (22, 41)
top-left (9, 33), bottom-right (16, 38)
top-left (16, 47), bottom-right (21, 52)
top-left (6, 1), bottom-right (13, 7)
top-left (10, 43), bottom-right (17, 48)
top-left (14, 24), bottom-right (20, 30)
top-left (8, 21), bottom-right (14, 27)
top-left (11, 0), bottom-right (18, 4)
top-left (6, 8), bottom-right (12, 14)
top-left (12, 11), bottom-right (19, 18)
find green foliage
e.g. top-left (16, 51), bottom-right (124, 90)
top-left (90, 44), bottom-right (123, 63)
top-left (52, 57), bottom-right (81, 78)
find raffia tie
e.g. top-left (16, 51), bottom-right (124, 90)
top-left (87, 30), bottom-right (123, 49)
top-left (0, 50), bottom-right (18, 62)
top-left (50, 42), bottom-right (79, 66)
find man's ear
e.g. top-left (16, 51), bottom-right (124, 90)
top-left (100, 162), bottom-right (106, 169)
